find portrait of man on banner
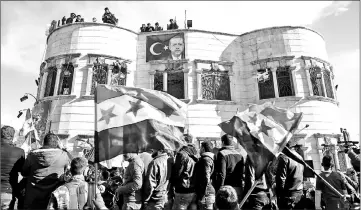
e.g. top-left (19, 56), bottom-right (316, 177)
top-left (146, 33), bottom-right (185, 62)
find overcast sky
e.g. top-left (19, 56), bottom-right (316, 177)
top-left (1, 1), bottom-right (359, 139)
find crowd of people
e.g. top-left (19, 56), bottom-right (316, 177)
top-left (1, 125), bottom-right (360, 210)
top-left (140, 19), bottom-right (179, 33)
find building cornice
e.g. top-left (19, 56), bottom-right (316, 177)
top-left (251, 56), bottom-right (295, 65)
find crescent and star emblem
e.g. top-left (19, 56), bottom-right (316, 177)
top-left (150, 42), bottom-right (169, 55)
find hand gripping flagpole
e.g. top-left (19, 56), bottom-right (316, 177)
top-left (239, 180), bottom-right (260, 208)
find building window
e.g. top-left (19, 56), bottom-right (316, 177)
top-left (154, 72), bottom-right (163, 91)
top-left (111, 63), bottom-right (127, 86)
top-left (309, 66), bottom-right (324, 96)
top-left (201, 68), bottom-right (231, 100)
top-left (258, 68), bottom-right (275, 99)
top-left (91, 64), bottom-right (108, 95)
top-left (323, 70), bottom-right (334, 99)
top-left (44, 67), bottom-right (57, 97)
top-left (58, 64), bottom-right (74, 95)
top-left (276, 66), bottom-right (294, 97)
top-left (167, 71), bottom-right (184, 99)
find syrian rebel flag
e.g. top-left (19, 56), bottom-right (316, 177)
top-left (20, 109), bottom-right (40, 152)
top-left (94, 84), bottom-right (188, 162)
top-left (219, 102), bottom-right (303, 180)
top-left (146, 33), bottom-right (185, 62)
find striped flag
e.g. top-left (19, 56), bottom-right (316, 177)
top-left (95, 84), bottom-right (188, 162)
top-left (219, 102), bottom-right (303, 180)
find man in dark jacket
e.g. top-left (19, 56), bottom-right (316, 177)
top-left (171, 134), bottom-right (198, 210)
top-left (102, 7), bottom-right (118, 25)
top-left (143, 149), bottom-right (172, 210)
top-left (116, 153), bottom-right (144, 210)
top-left (146, 23), bottom-right (155, 32)
top-left (242, 155), bottom-right (270, 210)
top-left (154, 22), bottom-right (163, 31)
top-left (66, 13), bottom-right (76, 24)
top-left (276, 143), bottom-right (304, 209)
top-left (345, 147), bottom-right (360, 172)
top-left (1, 125), bottom-right (26, 210)
top-left (22, 133), bottom-right (71, 209)
top-left (214, 134), bottom-right (244, 201)
top-left (195, 141), bottom-right (216, 210)
top-left (140, 24), bottom-right (147, 32)
top-left (167, 19), bottom-right (179, 30)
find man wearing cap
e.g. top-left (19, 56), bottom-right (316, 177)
top-left (154, 22), bottom-right (163, 31)
top-left (102, 7), bottom-right (118, 25)
top-left (315, 155), bottom-right (350, 210)
top-left (167, 19), bottom-right (179, 30)
top-left (145, 23), bottom-right (155, 32)
top-left (66, 13), bottom-right (76, 24)
top-left (275, 142), bottom-right (304, 209)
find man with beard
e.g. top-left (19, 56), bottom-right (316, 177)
top-left (166, 35), bottom-right (185, 60)
top-left (102, 7), bottom-right (118, 25)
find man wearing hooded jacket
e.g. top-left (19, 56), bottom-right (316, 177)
top-left (22, 133), bottom-right (71, 209)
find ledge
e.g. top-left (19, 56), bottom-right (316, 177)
top-left (193, 59), bottom-right (234, 66)
top-left (39, 95), bottom-right (77, 102)
top-left (196, 99), bottom-right (237, 105)
top-left (258, 95), bottom-right (339, 106)
top-left (87, 53), bottom-right (132, 64)
top-left (47, 22), bottom-right (139, 43)
top-left (148, 59), bottom-right (189, 65)
top-left (80, 95), bottom-right (95, 100)
top-left (251, 56), bottom-right (295, 65)
top-left (45, 53), bottom-right (81, 63)
top-left (301, 56), bottom-right (331, 66)
top-left (139, 28), bottom-right (239, 37)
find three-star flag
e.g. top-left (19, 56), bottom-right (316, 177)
top-left (219, 102), bottom-right (303, 180)
top-left (94, 85), bottom-right (188, 162)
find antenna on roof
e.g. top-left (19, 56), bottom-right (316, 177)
top-left (184, 10), bottom-right (187, 29)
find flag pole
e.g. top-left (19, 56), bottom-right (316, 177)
top-left (239, 180), bottom-right (260, 208)
top-left (94, 82), bottom-right (98, 200)
top-left (282, 147), bottom-right (344, 198)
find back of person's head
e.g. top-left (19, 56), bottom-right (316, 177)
top-left (322, 155), bottom-right (333, 169)
top-left (201, 141), bottom-right (213, 153)
top-left (70, 157), bottom-right (88, 176)
top-left (221, 134), bottom-right (233, 146)
top-left (155, 22), bottom-right (159, 26)
top-left (43, 133), bottom-right (59, 148)
top-left (1, 125), bottom-right (15, 142)
top-left (184, 133), bottom-right (193, 144)
top-left (216, 185), bottom-right (239, 210)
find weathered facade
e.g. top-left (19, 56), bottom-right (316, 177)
top-left (34, 22), bottom-right (351, 183)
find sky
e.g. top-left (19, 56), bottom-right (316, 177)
top-left (1, 1), bottom-right (359, 139)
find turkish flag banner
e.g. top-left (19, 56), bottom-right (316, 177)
top-left (146, 33), bottom-right (185, 62)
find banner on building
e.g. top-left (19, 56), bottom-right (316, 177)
top-left (146, 33), bottom-right (185, 62)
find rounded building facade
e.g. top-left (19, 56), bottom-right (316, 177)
top-left (35, 24), bottom-right (349, 177)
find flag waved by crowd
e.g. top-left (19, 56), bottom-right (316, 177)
top-left (94, 84), bottom-right (188, 163)
top-left (20, 109), bottom-right (40, 153)
top-left (219, 102), bottom-right (303, 179)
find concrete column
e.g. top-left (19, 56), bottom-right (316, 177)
top-left (320, 71), bottom-right (327, 97)
top-left (271, 68), bottom-right (279, 98)
top-left (330, 73), bottom-right (337, 100)
top-left (196, 69), bottom-right (203, 100)
top-left (36, 74), bottom-right (43, 99)
top-left (305, 68), bottom-right (313, 96)
top-left (53, 65), bottom-right (62, 96)
top-left (70, 64), bottom-right (78, 95)
top-left (290, 67), bottom-right (298, 97)
top-left (163, 71), bottom-right (168, 92)
top-left (149, 70), bottom-right (156, 89)
top-left (107, 65), bottom-right (112, 85)
top-left (183, 65), bottom-right (190, 100)
top-left (85, 64), bottom-right (94, 95)
top-left (228, 71), bottom-right (235, 101)
top-left (40, 72), bottom-right (48, 98)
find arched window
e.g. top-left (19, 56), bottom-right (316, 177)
top-left (309, 66), bottom-right (324, 97)
top-left (44, 67), bottom-right (57, 97)
top-left (258, 68), bottom-right (275, 99)
top-left (110, 63), bottom-right (127, 86)
top-left (323, 70), bottom-right (334, 99)
top-left (154, 71), bottom-right (163, 91)
top-left (276, 66), bottom-right (294, 97)
top-left (58, 64), bottom-right (74, 95)
top-left (91, 64), bottom-right (108, 95)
